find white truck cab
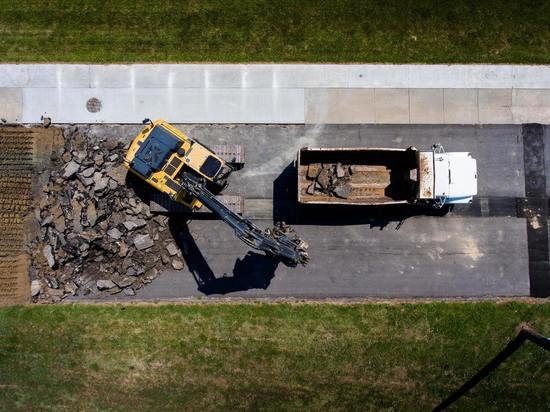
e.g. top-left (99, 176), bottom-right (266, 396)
top-left (418, 144), bottom-right (477, 206)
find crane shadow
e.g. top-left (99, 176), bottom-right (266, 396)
top-left (168, 218), bottom-right (279, 295)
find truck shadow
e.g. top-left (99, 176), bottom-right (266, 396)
top-left (273, 162), bottom-right (450, 230)
top-left (168, 218), bottom-right (278, 295)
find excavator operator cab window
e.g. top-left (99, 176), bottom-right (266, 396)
top-left (199, 155), bottom-right (222, 178)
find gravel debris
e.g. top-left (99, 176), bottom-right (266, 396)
top-left (29, 127), bottom-right (180, 303)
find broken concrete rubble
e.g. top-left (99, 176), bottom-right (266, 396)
top-left (64, 281), bottom-right (78, 295)
top-left (304, 162), bottom-right (352, 198)
top-left (63, 161), bottom-right (80, 178)
top-left (134, 234), bottom-right (154, 250)
top-left (93, 172), bottom-right (109, 192)
top-left (87, 202), bottom-right (97, 226)
top-left (80, 167), bottom-right (95, 178)
top-left (107, 227), bottom-right (122, 240)
top-left (336, 163), bottom-right (345, 178)
top-left (123, 287), bottom-right (136, 296)
top-left (31, 280), bottom-right (42, 297)
top-left (166, 243), bottom-right (179, 256)
top-left (97, 279), bottom-right (116, 290)
top-left (112, 275), bottom-right (136, 288)
top-left (118, 241), bottom-right (128, 257)
top-left (29, 126), bottom-right (180, 303)
top-left (171, 259), bottom-right (185, 270)
top-left (41, 215), bottom-right (53, 227)
top-left (123, 218), bottom-right (146, 231)
top-left (46, 277), bottom-right (59, 289)
top-left (106, 164), bottom-right (127, 185)
top-left (94, 153), bottom-right (104, 166)
top-left (43, 245), bottom-right (56, 268)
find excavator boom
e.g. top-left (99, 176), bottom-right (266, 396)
top-left (124, 120), bottom-right (309, 267)
top-left (179, 172), bottom-right (309, 267)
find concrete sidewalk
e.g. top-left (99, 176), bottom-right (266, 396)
top-left (1, 64), bottom-right (550, 124)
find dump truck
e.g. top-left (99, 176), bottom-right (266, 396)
top-left (297, 145), bottom-right (477, 208)
top-left (124, 119), bottom-right (309, 266)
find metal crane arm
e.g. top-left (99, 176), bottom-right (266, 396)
top-left (178, 172), bottom-right (309, 267)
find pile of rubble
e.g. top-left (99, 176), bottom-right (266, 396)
top-left (305, 163), bottom-right (353, 198)
top-left (29, 126), bottom-right (185, 303)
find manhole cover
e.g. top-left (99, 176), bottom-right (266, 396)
top-left (86, 97), bottom-right (102, 113)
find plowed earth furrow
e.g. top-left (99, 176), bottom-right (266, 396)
top-left (0, 127), bottom-right (43, 304)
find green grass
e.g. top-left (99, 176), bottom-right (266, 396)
top-left (0, 0), bottom-right (549, 63)
top-left (0, 302), bottom-right (549, 411)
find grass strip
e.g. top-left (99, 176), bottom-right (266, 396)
top-left (0, 302), bottom-right (549, 410)
top-left (0, 0), bottom-right (549, 63)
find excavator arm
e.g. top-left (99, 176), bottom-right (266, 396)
top-left (178, 172), bottom-right (309, 267)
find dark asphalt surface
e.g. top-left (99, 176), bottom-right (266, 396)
top-left (84, 124), bottom-right (549, 299)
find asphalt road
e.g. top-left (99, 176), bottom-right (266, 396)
top-left (86, 124), bottom-right (549, 299)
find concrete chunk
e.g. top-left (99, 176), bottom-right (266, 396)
top-left (107, 228), bottom-right (123, 240)
top-left (97, 279), bottom-right (116, 290)
top-left (43, 245), bottom-right (56, 268)
top-left (63, 161), bottom-right (80, 178)
top-left (134, 234), bottom-right (154, 250)
top-left (166, 242), bottom-right (179, 256)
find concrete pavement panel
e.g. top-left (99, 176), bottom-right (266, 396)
top-left (0, 66), bottom-right (29, 88)
top-left (409, 89), bottom-right (444, 124)
top-left (374, 89), bottom-right (410, 123)
top-left (305, 88), bottom-right (375, 124)
top-left (131, 217), bottom-right (529, 299)
top-left (478, 89), bottom-right (513, 123)
top-left (75, 123), bottom-right (532, 300)
top-left (20, 65), bottom-right (90, 88)
top-left (3, 64), bottom-right (550, 124)
top-left (443, 89), bottom-right (479, 124)
top-left (512, 89), bottom-right (550, 124)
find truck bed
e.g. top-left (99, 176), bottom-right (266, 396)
top-left (297, 147), bottom-right (418, 205)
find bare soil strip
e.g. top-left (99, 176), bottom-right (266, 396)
top-left (0, 127), bottom-right (61, 305)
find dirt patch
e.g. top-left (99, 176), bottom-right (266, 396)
top-left (0, 126), bottom-right (62, 305)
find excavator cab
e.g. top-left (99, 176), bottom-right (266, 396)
top-left (124, 119), bottom-right (233, 210)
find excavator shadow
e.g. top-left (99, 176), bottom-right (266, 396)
top-left (125, 171), bottom-right (155, 202)
top-left (127, 167), bottom-right (283, 295)
top-left (273, 162), bottom-right (451, 230)
top-left (168, 218), bottom-right (279, 295)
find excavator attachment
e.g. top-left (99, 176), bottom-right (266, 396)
top-left (179, 172), bottom-right (310, 267)
top-left (124, 120), bottom-right (309, 267)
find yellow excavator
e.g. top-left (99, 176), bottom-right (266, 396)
top-left (123, 119), bottom-right (309, 266)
